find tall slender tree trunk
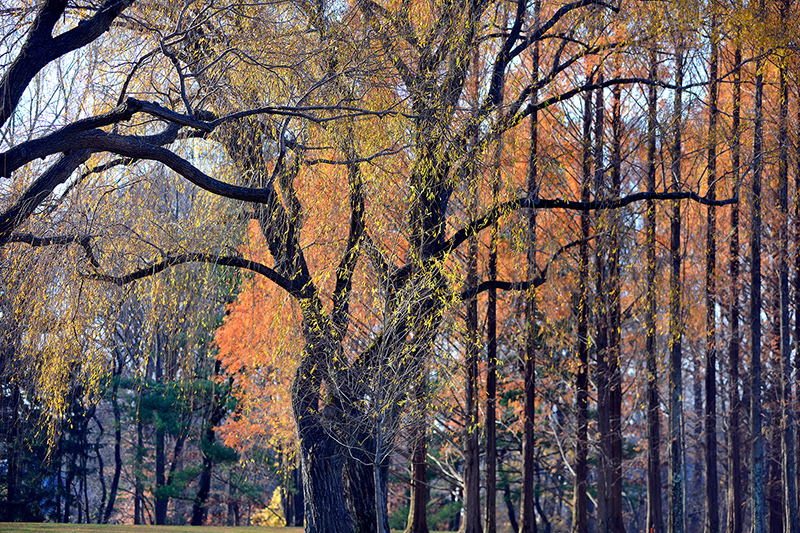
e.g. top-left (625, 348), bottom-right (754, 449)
top-left (609, 61), bottom-right (625, 533)
top-left (4, 385), bottom-right (19, 522)
top-left (191, 367), bottom-right (229, 526)
top-left (668, 45), bottom-right (685, 533)
top-left (794, 81), bottom-right (800, 529)
top-left (571, 87), bottom-right (592, 533)
top-left (102, 352), bottom-right (123, 524)
top-left (134, 419), bottom-right (144, 525)
top-left (776, 2), bottom-right (799, 528)
top-left (594, 70), bottom-right (611, 533)
top-left (486, 29), bottom-right (507, 529)
top-left (155, 338), bottom-right (168, 525)
top-left (487, 4), bottom-right (511, 523)
top-left (645, 42), bottom-right (664, 533)
top-left (463, 183), bottom-right (482, 533)
top-left (704, 10), bottom-right (720, 533)
top-left (522, 4), bottom-right (539, 530)
top-left (94, 416), bottom-right (107, 523)
top-left (726, 43), bottom-right (743, 533)
top-left (751, 12), bottom-right (766, 532)
top-left (461, 47), bottom-right (482, 533)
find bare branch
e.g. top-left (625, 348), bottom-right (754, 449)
top-left (86, 253), bottom-right (299, 294)
top-left (440, 189), bottom-right (737, 260)
top-left (8, 232), bottom-right (100, 267)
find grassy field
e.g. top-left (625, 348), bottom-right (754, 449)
top-left (0, 524), bottom-right (455, 533)
top-left (0, 526), bottom-right (303, 533)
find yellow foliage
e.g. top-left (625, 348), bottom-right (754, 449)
top-left (252, 488), bottom-right (285, 527)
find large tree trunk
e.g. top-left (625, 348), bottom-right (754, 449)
top-left (405, 375), bottom-right (430, 533)
top-left (343, 444), bottom-right (386, 533)
top-left (645, 41), bottom-right (664, 533)
top-left (297, 424), bottom-right (352, 533)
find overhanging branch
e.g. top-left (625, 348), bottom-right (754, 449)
top-left (442, 189), bottom-right (736, 258)
top-left (85, 253), bottom-right (299, 294)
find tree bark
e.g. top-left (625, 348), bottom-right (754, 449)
top-left (794, 79), bottom-right (800, 532)
top-left (463, 205), bottom-right (483, 533)
top-left (133, 419), bottom-right (143, 525)
top-left (102, 363), bottom-right (122, 524)
top-left (571, 87), bottom-right (592, 533)
top-left (155, 340), bottom-right (168, 525)
top-left (776, 3), bottom-right (799, 528)
top-left (668, 45), bottom-right (685, 533)
top-left (751, 14), bottom-right (766, 533)
top-left (462, 46), bottom-right (483, 533)
top-left (609, 62), bottom-right (625, 533)
top-left (704, 10), bottom-right (720, 533)
top-left (405, 375), bottom-right (430, 533)
top-left (645, 41), bottom-right (664, 533)
top-left (522, 4), bottom-right (540, 530)
top-left (593, 70), bottom-right (611, 533)
top-left (726, 43), bottom-right (743, 533)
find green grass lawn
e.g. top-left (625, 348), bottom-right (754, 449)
top-left (0, 526), bottom-right (303, 533)
top-left (0, 524), bottom-right (454, 533)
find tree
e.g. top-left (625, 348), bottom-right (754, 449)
top-left (668, 37), bottom-right (686, 533)
top-left (704, 5), bottom-right (720, 532)
top-left (750, 2), bottom-right (766, 531)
